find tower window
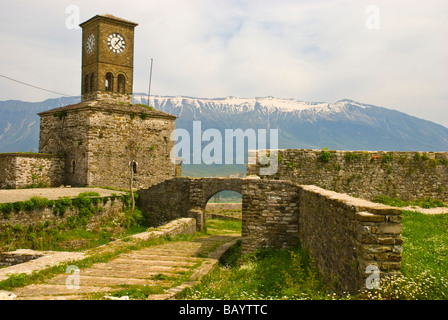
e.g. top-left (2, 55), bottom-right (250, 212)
top-left (71, 160), bottom-right (76, 174)
top-left (117, 74), bottom-right (126, 94)
top-left (84, 74), bottom-right (90, 93)
top-left (105, 72), bottom-right (114, 91)
top-left (90, 73), bottom-right (95, 92)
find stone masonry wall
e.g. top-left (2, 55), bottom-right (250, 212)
top-left (87, 108), bottom-right (176, 189)
top-left (241, 179), bottom-right (299, 254)
top-left (39, 108), bottom-right (91, 186)
top-left (0, 153), bottom-right (65, 189)
top-left (39, 102), bottom-right (177, 189)
top-left (138, 177), bottom-right (193, 227)
top-left (298, 185), bottom-right (402, 294)
top-left (0, 155), bottom-right (16, 189)
top-left (248, 149), bottom-right (448, 201)
top-left (138, 177), bottom-right (242, 230)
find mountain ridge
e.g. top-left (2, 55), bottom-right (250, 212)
top-left (0, 94), bottom-right (447, 156)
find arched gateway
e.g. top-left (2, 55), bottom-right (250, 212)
top-left (137, 177), bottom-right (300, 253)
top-left (137, 176), bottom-right (403, 294)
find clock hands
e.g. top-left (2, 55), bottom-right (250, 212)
top-left (107, 33), bottom-right (125, 53)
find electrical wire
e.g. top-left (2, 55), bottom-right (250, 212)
top-left (0, 74), bottom-right (76, 97)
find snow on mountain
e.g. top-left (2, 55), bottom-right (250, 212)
top-left (0, 94), bottom-right (447, 153)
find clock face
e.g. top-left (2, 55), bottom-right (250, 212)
top-left (85, 34), bottom-right (95, 54)
top-left (107, 33), bottom-right (126, 54)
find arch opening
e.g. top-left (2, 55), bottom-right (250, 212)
top-left (117, 74), bottom-right (126, 93)
top-left (105, 72), bottom-right (114, 91)
top-left (90, 73), bottom-right (95, 92)
top-left (84, 74), bottom-right (89, 93)
top-left (70, 160), bottom-right (76, 174)
top-left (204, 190), bottom-right (242, 235)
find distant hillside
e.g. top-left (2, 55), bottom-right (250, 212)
top-left (0, 94), bottom-right (447, 176)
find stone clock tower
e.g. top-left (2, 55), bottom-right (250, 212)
top-left (80, 14), bottom-right (138, 104)
top-left (37, 14), bottom-right (178, 189)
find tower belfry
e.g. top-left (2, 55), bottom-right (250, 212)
top-left (79, 14), bottom-right (138, 104)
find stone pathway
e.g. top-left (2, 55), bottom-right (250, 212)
top-left (0, 187), bottom-right (126, 204)
top-left (10, 233), bottom-right (240, 300)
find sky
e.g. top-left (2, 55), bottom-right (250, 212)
top-left (0, 0), bottom-right (447, 127)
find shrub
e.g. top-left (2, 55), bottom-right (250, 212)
top-left (319, 148), bottom-right (332, 163)
top-left (344, 152), bottom-right (362, 163)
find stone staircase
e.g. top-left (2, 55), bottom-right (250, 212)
top-left (3, 221), bottom-right (241, 300)
top-left (10, 234), bottom-right (239, 300)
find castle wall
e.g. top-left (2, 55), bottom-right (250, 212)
top-left (298, 185), bottom-right (402, 294)
top-left (247, 149), bottom-right (448, 201)
top-left (0, 153), bottom-right (65, 189)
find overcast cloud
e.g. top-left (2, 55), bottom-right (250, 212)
top-left (0, 0), bottom-right (447, 127)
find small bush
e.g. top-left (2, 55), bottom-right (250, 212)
top-left (319, 148), bottom-right (332, 163)
top-left (344, 152), bottom-right (362, 163)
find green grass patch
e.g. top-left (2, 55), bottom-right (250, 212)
top-left (363, 210), bottom-right (448, 300)
top-left (401, 210), bottom-right (448, 278)
top-left (205, 218), bottom-right (242, 235)
top-left (374, 195), bottom-right (447, 209)
top-left (179, 240), bottom-right (335, 300)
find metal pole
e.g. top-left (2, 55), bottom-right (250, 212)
top-left (148, 58), bottom-right (153, 106)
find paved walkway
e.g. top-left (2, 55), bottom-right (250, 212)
top-left (0, 187), bottom-right (126, 204)
top-left (9, 233), bottom-right (240, 300)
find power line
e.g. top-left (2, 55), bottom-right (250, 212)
top-left (0, 74), bottom-right (76, 97)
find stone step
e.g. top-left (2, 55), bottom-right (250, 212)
top-left (110, 257), bottom-right (199, 267)
top-left (46, 274), bottom-right (173, 287)
top-left (117, 253), bottom-right (200, 262)
top-left (12, 284), bottom-right (114, 297)
top-left (86, 262), bottom-right (192, 273)
top-left (78, 268), bottom-right (182, 279)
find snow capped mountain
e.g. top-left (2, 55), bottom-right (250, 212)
top-left (134, 94), bottom-right (359, 114)
top-left (0, 94), bottom-right (447, 155)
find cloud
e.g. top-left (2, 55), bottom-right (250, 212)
top-left (0, 0), bottom-right (447, 127)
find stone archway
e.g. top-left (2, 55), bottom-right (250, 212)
top-left (186, 177), bottom-right (243, 231)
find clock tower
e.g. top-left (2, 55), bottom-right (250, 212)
top-left (80, 14), bottom-right (138, 104)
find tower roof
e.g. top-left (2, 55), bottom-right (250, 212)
top-left (38, 101), bottom-right (177, 120)
top-left (79, 14), bottom-right (138, 28)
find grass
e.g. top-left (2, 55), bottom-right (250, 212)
top-left (362, 210), bottom-right (448, 300)
top-left (180, 210), bottom-right (448, 300)
top-left (374, 195), bottom-right (447, 209)
top-left (178, 240), bottom-right (334, 300)
top-left (401, 210), bottom-right (448, 278)
top-left (204, 218), bottom-right (242, 235)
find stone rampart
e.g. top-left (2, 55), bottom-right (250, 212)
top-left (247, 149), bottom-right (448, 201)
top-left (0, 153), bottom-right (65, 189)
top-left (298, 185), bottom-right (402, 293)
